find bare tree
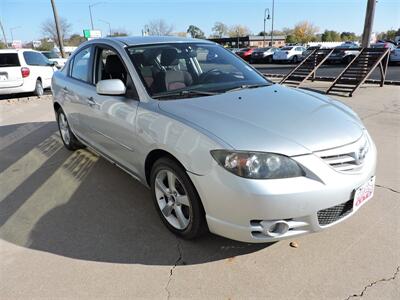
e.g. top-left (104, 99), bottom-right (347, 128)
top-left (41, 17), bottom-right (71, 47)
top-left (228, 25), bottom-right (251, 38)
top-left (212, 22), bottom-right (228, 38)
top-left (146, 19), bottom-right (174, 36)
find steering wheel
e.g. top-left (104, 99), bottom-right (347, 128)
top-left (199, 68), bottom-right (223, 83)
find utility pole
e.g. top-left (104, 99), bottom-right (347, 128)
top-left (361, 0), bottom-right (376, 47)
top-left (99, 19), bottom-right (111, 36)
top-left (270, 0), bottom-right (275, 47)
top-left (50, 0), bottom-right (65, 58)
top-left (89, 3), bottom-right (102, 30)
top-left (0, 20), bottom-right (8, 47)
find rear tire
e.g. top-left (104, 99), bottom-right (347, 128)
top-left (150, 157), bottom-right (208, 239)
top-left (34, 79), bottom-right (44, 97)
top-left (292, 55), bottom-right (298, 64)
top-left (266, 56), bottom-right (273, 63)
top-left (56, 108), bottom-right (85, 151)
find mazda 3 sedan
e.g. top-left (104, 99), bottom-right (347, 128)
top-left (51, 36), bottom-right (377, 243)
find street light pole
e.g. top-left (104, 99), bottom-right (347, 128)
top-left (89, 2), bottom-right (102, 30)
top-left (99, 19), bottom-right (111, 36)
top-left (263, 8), bottom-right (270, 47)
top-left (271, 0), bottom-right (275, 47)
top-left (0, 20), bottom-right (8, 47)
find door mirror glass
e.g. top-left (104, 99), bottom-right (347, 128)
top-left (96, 79), bottom-right (126, 95)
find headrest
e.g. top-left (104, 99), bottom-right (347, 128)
top-left (160, 48), bottom-right (179, 66)
top-left (105, 55), bottom-right (124, 74)
top-left (132, 53), bottom-right (152, 66)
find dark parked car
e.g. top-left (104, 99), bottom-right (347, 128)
top-left (250, 47), bottom-right (278, 63)
top-left (326, 43), bottom-right (360, 64)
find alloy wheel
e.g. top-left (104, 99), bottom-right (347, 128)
top-left (154, 169), bottom-right (191, 230)
top-left (58, 112), bottom-right (71, 145)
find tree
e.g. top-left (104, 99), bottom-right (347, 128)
top-left (187, 25), bottom-right (205, 39)
top-left (35, 39), bottom-right (54, 51)
top-left (292, 21), bottom-right (319, 43)
top-left (146, 19), bottom-right (174, 36)
top-left (0, 41), bottom-right (6, 49)
top-left (65, 34), bottom-right (85, 46)
top-left (286, 34), bottom-right (298, 44)
top-left (212, 22), bottom-right (228, 38)
top-left (41, 17), bottom-right (71, 47)
top-left (321, 30), bottom-right (341, 42)
top-left (377, 29), bottom-right (398, 41)
top-left (228, 25), bottom-right (251, 37)
top-left (340, 32), bottom-right (357, 41)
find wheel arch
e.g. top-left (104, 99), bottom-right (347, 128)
top-left (144, 149), bottom-right (187, 186)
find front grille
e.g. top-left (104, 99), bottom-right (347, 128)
top-left (320, 153), bottom-right (359, 172)
top-left (315, 133), bottom-right (369, 173)
top-left (317, 199), bottom-right (353, 226)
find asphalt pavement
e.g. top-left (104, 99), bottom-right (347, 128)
top-left (254, 63), bottom-right (400, 82)
top-left (0, 84), bottom-right (399, 299)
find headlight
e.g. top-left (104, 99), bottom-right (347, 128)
top-left (210, 150), bottom-right (304, 179)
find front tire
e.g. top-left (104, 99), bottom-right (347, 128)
top-left (150, 157), bottom-right (207, 239)
top-left (292, 55), bottom-right (298, 63)
top-left (34, 79), bottom-right (44, 97)
top-left (56, 108), bottom-right (85, 151)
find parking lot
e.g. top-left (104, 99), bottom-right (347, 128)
top-left (254, 63), bottom-right (400, 82)
top-left (0, 81), bottom-right (399, 299)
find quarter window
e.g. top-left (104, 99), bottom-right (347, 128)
top-left (71, 47), bottom-right (92, 82)
top-left (23, 52), bottom-right (50, 66)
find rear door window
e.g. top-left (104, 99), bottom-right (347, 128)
top-left (23, 52), bottom-right (50, 66)
top-left (0, 53), bottom-right (20, 67)
top-left (71, 47), bottom-right (92, 83)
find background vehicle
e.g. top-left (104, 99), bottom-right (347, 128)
top-left (326, 43), bottom-right (360, 64)
top-left (272, 46), bottom-right (306, 63)
top-left (389, 45), bottom-right (400, 64)
top-left (301, 46), bottom-right (320, 60)
top-left (250, 47), bottom-right (277, 63)
top-left (235, 48), bottom-right (255, 61)
top-left (371, 42), bottom-right (398, 63)
top-left (42, 51), bottom-right (67, 69)
top-left (0, 49), bottom-right (55, 96)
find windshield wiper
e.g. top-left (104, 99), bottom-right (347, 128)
top-left (152, 89), bottom-right (220, 99)
top-left (224, 83), bottom-right (272, 93)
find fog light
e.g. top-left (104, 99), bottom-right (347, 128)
top-left (260, 220), bottom-right (290, 237)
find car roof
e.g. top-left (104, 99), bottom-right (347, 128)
top-left (102, 36), bottom-right (215, 46)
top-left (0, 48), bottom-right (36, 53)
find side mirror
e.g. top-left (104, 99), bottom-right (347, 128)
top-left (96, 79), bottom-right (126, 96)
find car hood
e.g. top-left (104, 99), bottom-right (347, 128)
top-left (158, 85), bottom-right (364, 156)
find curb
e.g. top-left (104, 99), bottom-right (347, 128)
top-left (263, 73), bottom-right (400, 86)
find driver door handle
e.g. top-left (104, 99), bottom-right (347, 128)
top-left (87, 97), bottom-right (97, 106)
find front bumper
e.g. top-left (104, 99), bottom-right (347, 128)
top-left (189, 137), bottom-right (377, 243)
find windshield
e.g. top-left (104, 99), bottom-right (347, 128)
top-left (126, 43), bottom-right (271, 98)
top-left (43, 52), bottom-right (60, 59)
top-left (281, 47), bottom-right (293, 51)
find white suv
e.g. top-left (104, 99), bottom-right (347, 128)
top-left (0, 49), bottom-right (55, 97)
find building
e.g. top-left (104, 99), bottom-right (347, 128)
top-left (208, 35), bottom-right (286, 48)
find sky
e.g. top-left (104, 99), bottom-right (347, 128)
top-left (1, 0), bottom-right (399, 42)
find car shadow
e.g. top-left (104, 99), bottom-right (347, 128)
top-left (0, 122), bottom-right (271, 266)
top-left (0, 90), bottom-right (52, 101)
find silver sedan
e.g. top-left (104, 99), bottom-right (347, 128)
top-left (51, 36), bottom-right (376, 243)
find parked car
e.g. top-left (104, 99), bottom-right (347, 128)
top-left (389, 45), bottom-right (400, 64)
top-left (0, 49), bottom-right (55, 96)
top-left (41, 51), bottom-right (67, 69)
top-left (371, 42), bottom-right (398, 63)
top-left (273, 46), bottom-right (306, 63)
top-left (327, 43), bottom-right (360, 64)
top-left (235, 48), bottom-right (255, 61)
top-left (52, 36), bottom-right (377, 243)
top-left (249, 47), bottom-right (277, 63)
top-left (301, 46), bottom-right (320, 60)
